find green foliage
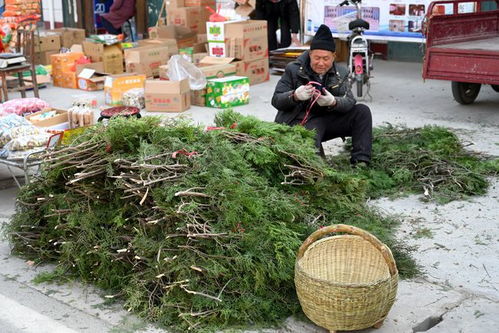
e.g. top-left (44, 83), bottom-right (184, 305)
top-left (335, 125), bottom-right (497, 203)
top-left (7, 115), bottom-right (495, 332)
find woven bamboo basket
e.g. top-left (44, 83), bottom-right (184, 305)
top-left (294, 224), bottom-right (398, 333)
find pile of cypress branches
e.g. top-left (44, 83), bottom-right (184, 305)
top-left (4, 110), bottom-right (496, 332)
top-left (335, 124), bottom-right (499, 203)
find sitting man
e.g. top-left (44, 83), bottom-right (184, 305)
top-left (271, 24), bottom-right (372, 166)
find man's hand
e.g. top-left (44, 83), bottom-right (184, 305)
top-left (294, 85), bottom-right (314, 101)
top-left (291, 33), bottom-right (300, 46)
top-left (317, 89), bottom-right (336, 107)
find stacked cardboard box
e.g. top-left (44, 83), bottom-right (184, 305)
top-left (206, 20), bottom-right (269, 85)
top-left (165, 0), bottom-right (215, 34)
top-left (188, 56), bottom-right (237, 106)
top-left (82, 41), bottom-right (124, 75)
top-left (51, 28), bottom-right (86, 48)
top-left (34, 32), bottom-right (61, 65)
top-left (34, 29), bottom-right (86, 66)
top-left (125, 46), bottom-right (174, 78)
top-left (148, 25), bottom-right (197, 49)
top-left (137, 38), bottom-right (179, 53)
top-left (76, 63), bottom-right (108, 91)
top-left (205, 76), bottom-right (250, 108)
top-left (51, 52), bottom-right (85, 89)
top-left (104, 74), bottom-right (147, 105)
top-left (145, 79), bottom-right (191, 112)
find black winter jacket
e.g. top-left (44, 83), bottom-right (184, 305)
top-left (272, 51), bottom-right (356, 125)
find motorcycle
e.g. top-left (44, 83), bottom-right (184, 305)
top-left (339, 0), bottom-right (372, 98)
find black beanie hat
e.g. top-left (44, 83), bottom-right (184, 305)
top-left (310, 24), bottom-right (336, 52)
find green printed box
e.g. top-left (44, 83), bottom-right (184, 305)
top-left (205, 76), bottom-right (250, 108)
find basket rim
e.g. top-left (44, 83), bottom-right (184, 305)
top-left (295, 235), bottom-right (397, 288)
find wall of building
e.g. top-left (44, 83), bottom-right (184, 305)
top-left (41, 0), bottom-right (64, 28)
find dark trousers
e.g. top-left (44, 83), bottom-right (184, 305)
top-left (293, 104), bottom-right (373, 163)
top-left (100, 16), bottom-right (122, 35)
top-left (266, 4), bottom-right (292, 50)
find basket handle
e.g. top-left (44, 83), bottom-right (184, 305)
top-left (297, 224), bottom-right (398, 276)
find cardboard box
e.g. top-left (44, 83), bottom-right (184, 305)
top-left (167, 7), bottom-right (207, 34)
top-left (235, 57), bottom-right (269, 85)
top-left (53, 72), bottom-right (78, 89)
top-left (148, 25), bottom-right (197, 49)
top-left (205, 76), bottom-right (250, 108)
top-left (25, 108), bottom-right (68, 127)
top-left (179, 43), bottom-right (207, 62)
top-left (35, 32), bottom-right (61, 52)
top-left (190, 57), bottom-right (238, 106)
top-left (24, 74), bottom-right (51, 85)
top-left (208, 41), bottom-right (228, 58)
top-left (75, 62), bottom-right (105, 74)
top-left (158, 65), bottom-right (169, 80)
top-left (207, 21), bottom-right (227, 42)
top-left (164, 0), bottom-right (184, 8)
top-left (145, 79), bottom-right (190, 112)
top-left (51, 28), bottom-right (86, 48)
top-left (125, 46), bottom-right (172, 77)
top-left (51, 52), bottom-right (85, 71)
top-left (190, 89), bottom-right (205, 106)
top-left (197, 34), bottom-right (207, 44)
top-left (235, 0), bottom-right (256, 17)
top-left (104, 74), bottom-right (147, 105)
top-left (198, 56), bottom-right (237, 79)
top-left (192, 52), bottom-right (208, 65)
top-left (207, 20), bottom-right (268, 61)
top-left (136, 38), bottom-right (178, 54)
top-left (82, 41), bottom-right (124, 74)
top-left (226, 20), bottom-right (268, 61)
top-left (34, 50), bottom-right (58, 65)
top-left (77, 68), bottom-right (108, 91)
top-left (184, 0), bottom-right (215, 7)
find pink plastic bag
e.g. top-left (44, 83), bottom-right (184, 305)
top-left (0, 98), bottom-right (50, 116)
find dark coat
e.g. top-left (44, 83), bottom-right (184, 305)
top-left (272, 51), bottom-right (356, 124)
top-left (101, 0), bottom-right (136, 29)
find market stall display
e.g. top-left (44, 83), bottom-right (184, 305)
top-left (0, 114), bottom-right (55, 187)
top-left (0, 0), bottom-right (41, 51)
top-left (67, 95), bottom-right (98, 129)
top-left (0, 97), bottom-right (49, 116)
top-left (122, 88), bottom-right (145, 109)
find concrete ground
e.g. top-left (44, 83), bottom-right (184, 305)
top-left (1, 59), bottom-right (498, 332)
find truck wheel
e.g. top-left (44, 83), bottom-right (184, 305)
top-left (491, 85), bottom-right (499, 92)
top-left (451, 82), bottom-right (481, 104)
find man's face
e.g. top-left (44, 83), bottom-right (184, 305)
top-left (310, 50), bottom-right (335, 75)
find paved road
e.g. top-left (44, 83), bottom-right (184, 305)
top-left (1, 58), bottom-right (498, 332)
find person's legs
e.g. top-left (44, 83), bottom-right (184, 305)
top-left (279, 20), bottom-right (291, 48)
top-left (100, 16), bottom-right (122, 35)
top-left (348, 103), bottom-right (372, 164)
top-left (305, 104), bottom-right (372, 163)
top-left (267, 15), bottom-right (279, 51)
